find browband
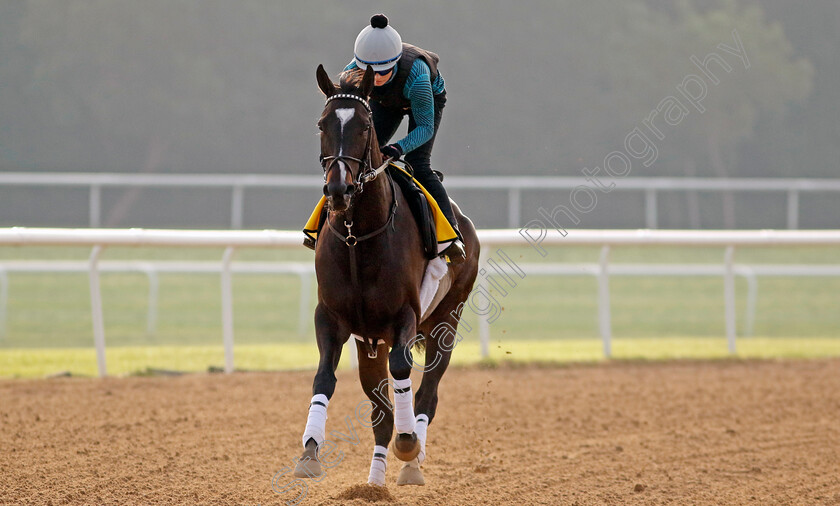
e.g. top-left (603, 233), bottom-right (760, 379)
top-left (325, 93), bottom-right (371, 113)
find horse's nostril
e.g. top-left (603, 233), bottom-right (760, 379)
top-left (323, 184), bottom-right (329, 197)
top-left (345, 184), bottom-right (356, 195)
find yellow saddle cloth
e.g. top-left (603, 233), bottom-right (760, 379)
top-left (303, 164), bottom-right (458, 245)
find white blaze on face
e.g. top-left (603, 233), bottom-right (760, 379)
top-left (335, 108), bottom-right (355, 182)
top-left (335, 108), bottom-right (355, 147)
top-left (337, 159), bottom-right (348, 183)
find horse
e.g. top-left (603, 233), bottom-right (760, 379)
top-left (293, 64), bottom-right (480, 487)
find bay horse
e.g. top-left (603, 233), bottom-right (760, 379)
top-left (293, 64), bottom-right (479, 486)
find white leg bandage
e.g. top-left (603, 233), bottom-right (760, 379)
top-left (392, 378), bottom-right (416, 435)
top-left (415, 414), bottom-right (429, 464)
top-left (367, 445), bottom-right (388, 486)
top-left (301, 394), bottom-right (329, 448)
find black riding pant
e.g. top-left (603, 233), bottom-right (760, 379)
top-left (371, 93), bottom-right (459, 235)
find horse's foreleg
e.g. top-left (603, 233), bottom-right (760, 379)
top-left (390, 305), bottom-right (422, 463)
top-left (295, 304), bottom-right (344, 479)
top-left (358, 341), bottom-right (392, 486)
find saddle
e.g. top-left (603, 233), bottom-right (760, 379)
top-left (389, 166), bottom-right (438, 259)
top-left (303, 164), bottom-right (456, 259)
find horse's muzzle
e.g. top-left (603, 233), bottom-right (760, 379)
top-left (324, 182), bottom-right (355, 211)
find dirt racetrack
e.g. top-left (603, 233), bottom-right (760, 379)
top-left (2, 358), bottom-right (839, 505)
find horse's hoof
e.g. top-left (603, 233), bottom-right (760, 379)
top-left (367, 477), bottom-right (386, 487)
top-left (397, 458), bottom-right (425, 486)
top-left (392, 432), bottom-right (421, 462)
top-left (293, 442), bottom-right (323, 478)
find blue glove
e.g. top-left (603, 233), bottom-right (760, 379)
top-left (380, 144), bottom-right (403, 160)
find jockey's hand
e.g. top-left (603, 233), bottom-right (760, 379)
top-left (380, 144), bottom-right (403, 160)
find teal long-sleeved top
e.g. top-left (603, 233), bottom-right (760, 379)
top-left (344, 59), bottom-right (445, 154)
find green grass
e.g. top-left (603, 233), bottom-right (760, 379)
top-left (1, 244), bottom-right (839, 378)
top-left (2, 337), bottom-right (839, 378)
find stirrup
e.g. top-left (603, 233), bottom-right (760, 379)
top-left (441, 239), bottom-right (466, 265)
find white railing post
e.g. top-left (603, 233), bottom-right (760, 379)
top-left (142, 266), bottom-right (159, 336)
top-left (221, 247), bottom-right (236, 373)
top-left (478, 248), bottom-right (490, 359)
top-left (598, 246), bottom-right (612, 358)
top-left (89, 185), bottom-right (102, 228)
top-left (645, 189), bottom-right (658, 229)
top-left (742, 268), bottom-right (757, 338)
top-left (723, 246), bottom-right (737, 354)
top-left (298, 271), bottom-right (312, 337)
top-left (787, 189), bottom-right (799, 230)
top-left (88, 245), bottom-right (107, 377)
top-left (507, 187), bottom-right (521, 228)
top-left (231, 185), bottom-right (245, 229)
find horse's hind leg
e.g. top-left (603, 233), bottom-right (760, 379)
top-left (294, 303), bottom-right (344, 479)
top-left (357, 341), bottom-right (393, 486)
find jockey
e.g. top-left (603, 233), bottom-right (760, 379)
top-left (345, 13), bottom-right (467, 264)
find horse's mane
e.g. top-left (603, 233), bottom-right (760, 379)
top-left (338, 68), bottom-right (366, 94)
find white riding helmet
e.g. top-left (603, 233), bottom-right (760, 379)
top-left (353, 14), bottom-right (402, 72)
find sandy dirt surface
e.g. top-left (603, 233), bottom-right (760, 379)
top-left (2, 359), bottom-right (839, 505)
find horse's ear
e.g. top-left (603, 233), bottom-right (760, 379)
top-left (360, 65), bottom-right (375, 99)
top-left (316, 64), bottom-right (336, 97)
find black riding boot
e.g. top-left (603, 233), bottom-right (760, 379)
top-left (442, 230), bottom-right (467, 265)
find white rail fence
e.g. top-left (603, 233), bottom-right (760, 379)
top-left (7, 260), bottom-right (840, 347)
top-left (3, 172), bottom-right (840, 229)
top-left (1, 227), bottom-right (840, 377)
top-left (0, 261), bottom-right (315, 338)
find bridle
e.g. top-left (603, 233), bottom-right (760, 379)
top-left (319, 92), bottom-right (397, 249)
top-left (319, 93), bottom-right (390, 193)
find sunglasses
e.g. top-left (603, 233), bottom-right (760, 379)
top-left (374, 68), bottom-right (393, 76)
